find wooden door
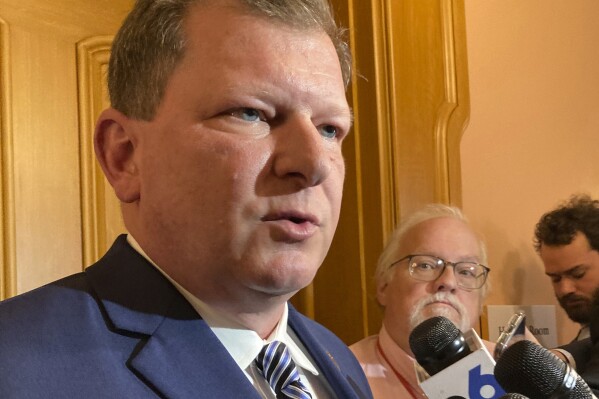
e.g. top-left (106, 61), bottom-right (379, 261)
top-left (0, 0), bottom-right (132, 298)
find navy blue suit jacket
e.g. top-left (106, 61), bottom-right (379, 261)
top-left (0, 235), bottom-right (372, 399)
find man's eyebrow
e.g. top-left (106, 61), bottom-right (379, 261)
top-left (345, 107), bottom-right (355, 131)
top-left (456, 256), bottom-right (480, 263)
top-left (565, 265), bottom-right (588, 274)
top-left (546, 264), bottom-right (587, 277)
top-left (326, 104), bottom-right (353, 121)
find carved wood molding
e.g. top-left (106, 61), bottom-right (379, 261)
top-left (77, 36), bottom-right (112, 268)
top-left (433, 0), bottom-right (458, 203)
top-left (0, 17), bottom-right (16, 299)
top-left (371, 0), bottom-right (399, 240)
top-left (434, 0), bottom-right (469, 206)
top-left (384, 0), bottom-right (469, 216)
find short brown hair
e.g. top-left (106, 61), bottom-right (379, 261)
top-left (108, 0), bottom-right (351, 120)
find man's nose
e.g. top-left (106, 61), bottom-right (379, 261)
top-left (272, 116), bottom-right (334, 188)
top-left (554, 277), bottom-right (576, 297)
top-left (433, 265), bottom-right (458, 293)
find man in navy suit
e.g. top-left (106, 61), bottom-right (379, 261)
top-left (0, 0), bottom-right (371, 398)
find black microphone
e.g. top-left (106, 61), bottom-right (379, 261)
top-left (409, 315), bottom-right (471, 375)
top-left (494, 340), bottom-right (594, 399)
top-left (408, 316), bottom-right (505, 398)
top-left (498, 394), bottom-right (530, 399)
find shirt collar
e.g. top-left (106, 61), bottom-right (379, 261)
top-left (126, 234), bottom-right (319, 375)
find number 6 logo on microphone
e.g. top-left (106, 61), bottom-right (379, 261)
top-left (469, 364), bottom-right (505, 399)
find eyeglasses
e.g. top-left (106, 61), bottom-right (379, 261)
top-left (390, 254), bottom-right (490, 290)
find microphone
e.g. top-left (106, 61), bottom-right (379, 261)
top-left (498, 394), bottom-right (530, 399)
top-left (409, 315), bottom-right (472, 375)
top-left (494, 340), bottom-right (594, 399)
top-left (409, 316), bottom-right (505, 399)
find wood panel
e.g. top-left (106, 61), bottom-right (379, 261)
top-left (11, 24), bottom-right (83, 293)
top-left (388, 0), bottom-right (469, 213)
top-left (0, 0), bottom-right (132, 299)
top-left (1, 17), bottom-right (16, 299)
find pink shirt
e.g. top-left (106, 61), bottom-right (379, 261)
top-left (350, 325), bottom-right (427, 398)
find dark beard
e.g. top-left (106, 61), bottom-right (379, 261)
top-left (558, 293), bottom-right (591, 324)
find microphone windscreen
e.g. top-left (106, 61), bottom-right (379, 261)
top-left (498, 394), bottom-right (529, 399)
top-left (409, 316), bottom-right (471, 376)
top-left (494, 340), bottom-right (593, 399)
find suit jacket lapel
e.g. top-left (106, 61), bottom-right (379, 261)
top-left (129, 313), bottom-right (260, 398)
top-left (86, 235), bottom-right (260, 398)
top-left (288, 307), bottom-right (369, 399)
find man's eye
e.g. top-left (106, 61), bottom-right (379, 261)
top-left (415, 262), bottom-right (436, 271)
top-left (319, 125), bottom-right (338, 139)
top-left (458, 268), bottom-right (476, 278)
top-left (550, 276), bottom-right (561, 283)
top-left (230, 108), bottom-right (265, 122)
top-left (572, 271), bottom-right (586, 280)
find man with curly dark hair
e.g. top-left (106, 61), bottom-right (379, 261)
top-left (534, 194), bottom-right (599, 341)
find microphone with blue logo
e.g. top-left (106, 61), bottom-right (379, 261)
top-left (409, 316), bottom-right (506, 399)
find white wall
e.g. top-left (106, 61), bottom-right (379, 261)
top-left (462, 0), bottom-right (599, 344)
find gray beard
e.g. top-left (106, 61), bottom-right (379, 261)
top-left (408, 292), bottom-right (471, 333)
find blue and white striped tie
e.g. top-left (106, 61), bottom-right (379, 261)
top-left (255, 341), bottom-right (313, 399)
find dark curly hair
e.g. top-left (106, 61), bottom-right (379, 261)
top-left (534, 194), bottom-right (599, 253)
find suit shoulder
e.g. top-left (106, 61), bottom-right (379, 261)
top-left (1, 271), bottom-right (89, 305)
top-left (0, 271), bottom-right (93, 329)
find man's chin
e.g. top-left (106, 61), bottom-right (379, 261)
top-left (253, 274), bottom-right (314, 298)
top-left (563, 307), bottom-right (590, 325)
top-left (411, 307), bottom-right (464, 332)
top-left (429, 308), bottom-right (460, 324)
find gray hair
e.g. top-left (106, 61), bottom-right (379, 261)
top-left (375, 204), bottom-right (490, 299)
top-left (108, 0), bottom-right (351, 120)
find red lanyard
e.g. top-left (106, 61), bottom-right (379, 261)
top-left (376, 339), bottom-right (425, 399)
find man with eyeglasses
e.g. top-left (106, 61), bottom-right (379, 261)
top-left (350, 204), bottom-right (490, 398)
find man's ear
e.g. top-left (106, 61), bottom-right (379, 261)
top-left (94, 108), bottom-right (140, 203)
top-left (376, 279), bottom-right (389, 307)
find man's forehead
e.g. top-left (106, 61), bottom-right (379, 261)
top-left (399, 218), bottom-right (479, 252)
top-left (541, 235), bottom-right (595, 262)
top-left (541, 249), bottom-right (599, 277)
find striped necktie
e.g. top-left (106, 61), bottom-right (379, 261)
top-left (255, 341), bottom-right (313, 399)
